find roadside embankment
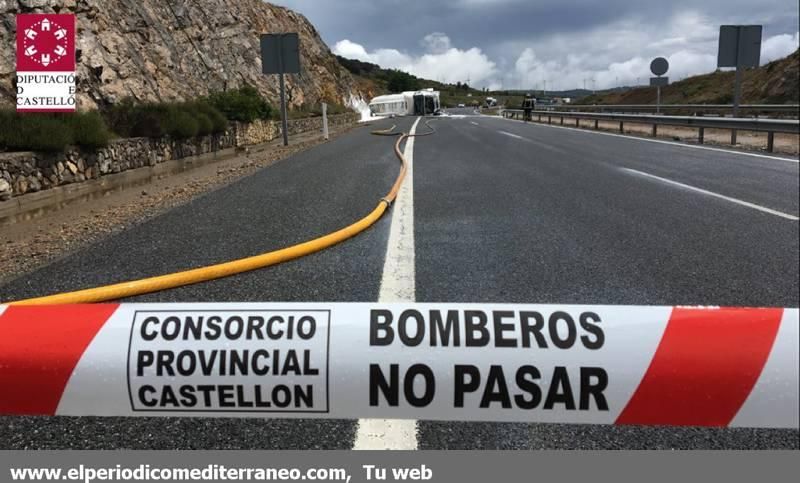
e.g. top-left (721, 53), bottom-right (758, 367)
top-left (0, 118), bottom-right (365, 283)
top-left (0, 113), bottom-right (358, 202)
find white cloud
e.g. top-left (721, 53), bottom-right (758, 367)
top-left (333, 13), bottom-right (798, 92)
top-left (333, 34), bottom-right (497, 86)
top-left (507, 12), bottom-right (797, 91)
top-left (421, 32), bottom-right (452, 54)
top-left (761, 32), bottom-right (799, 63)
top-left (332, 39), bottom-right (371, 61)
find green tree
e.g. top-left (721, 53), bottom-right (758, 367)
top-left (208, 86), bottom-right (273, 123)
top-left (386, 70), bottom-right (420, 93)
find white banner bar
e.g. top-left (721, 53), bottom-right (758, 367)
top-left (0, 303), bottom-right (796, 428)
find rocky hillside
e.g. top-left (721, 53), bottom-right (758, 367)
top-left (0, 0), bottom-right (364, 110)
top-left (580, 49), bottom-right (800, 105)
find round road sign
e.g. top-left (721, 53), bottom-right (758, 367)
top-left (650, 57), bottom-right (669, 76)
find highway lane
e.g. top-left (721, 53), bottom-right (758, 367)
top-left (0, 116), bottom-right (413, 449)
top-left (1, 110), bottom-right (798, 449)
top-left (489, 114), bottom-right (799, 216)
top-left (416, 113), bottom-right (798, 307)
top-left (413, 112), bottom-right (798, 448)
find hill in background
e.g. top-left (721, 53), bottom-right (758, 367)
top-left (579, 49), bottom-right (799, 105)
top-left (339, 49), bottom-right (799, 108)
top-left (337, 55), bottom-right (507, 107)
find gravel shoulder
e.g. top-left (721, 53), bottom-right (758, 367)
top-left (0, 123), bottom-right (364, 286)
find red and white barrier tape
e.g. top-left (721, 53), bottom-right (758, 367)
top-left (0, 303), bottom-right (797, 428)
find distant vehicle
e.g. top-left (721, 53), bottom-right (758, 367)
top-left (458, 103), bottom-right (466, 108)
top-left (485, 97), bottom-right (497, 107)
top-left (369, 89), bottom-right (441, 117)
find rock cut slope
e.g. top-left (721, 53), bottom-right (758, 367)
top-left (0, 0), bottom-right (363, 110)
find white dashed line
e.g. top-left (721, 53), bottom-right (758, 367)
top-left (621, 168), bottom-right (799, 221)
top-left (498, 130), bottom-right (525, 140)
top-left (353, 117), bottom-right (421, 450)
top-left (497, 130), bottom-right (566, 154)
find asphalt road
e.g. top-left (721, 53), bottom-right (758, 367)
top-left (1, 110), bottom-right (798, 449)
top-left (415, 109), bottom-right (799, 449)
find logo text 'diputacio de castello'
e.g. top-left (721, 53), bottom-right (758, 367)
top-left (16, 14), bottom-right (77, 113)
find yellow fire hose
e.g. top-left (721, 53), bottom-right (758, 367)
top-left (371, 125), bottom-right (399, 136)
top-left (9, 119), bottom-right (435, 305)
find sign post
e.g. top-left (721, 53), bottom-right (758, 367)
top-left (278, 72), bottom-right (289, 146)
top-left (261, 33), bottom-right (301, 146)
top-left (322, 102), bottom-right (329, 140)
top-left (718, 25), bottom-right (762, 145)
top-left (649, 57), bottom-right (669, 114)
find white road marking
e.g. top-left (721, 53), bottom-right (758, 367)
top-left (497, 130), bottom-right (566, 154)
top-left (353, 419), bottom-right (418, 451)
top-left (470, 121), bottom-right (480, 126)
top-left (498, 130), bottom-right (525, 140)
top-left (499, 116), bottom-right (799, 164)
top-left (621, 168), bottom-right (799, 221)
top-left (377, 117), bottom-right (419, 303)
top-left (353, 117), bottom-right (421, 450)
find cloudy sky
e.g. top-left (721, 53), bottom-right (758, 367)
top-left (271, 0), bottom-right (800, 91)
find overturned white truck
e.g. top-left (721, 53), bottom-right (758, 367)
top-left (369, 89), bottom-right (441, 117)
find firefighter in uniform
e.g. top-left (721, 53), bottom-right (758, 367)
top-left (522, 95), bottom-right (535, 122)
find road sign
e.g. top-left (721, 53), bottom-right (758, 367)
top-left (650, 57), bottom-right (669, 76)
top-left (718, 25), bottom-right (762, 68)
top-left (649, 58), bottom-right (670, 114)
top-left (718, 25), bottom-right (763, 144)
top-left (260, 33), bottom-right (301, 74)
top-left (261, 33), bottom-right (301, 146)
top-left (649, 77), bottom-right (669, 87)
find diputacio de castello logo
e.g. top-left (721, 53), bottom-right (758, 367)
top-left (16, 14), bottom-right (77, 113)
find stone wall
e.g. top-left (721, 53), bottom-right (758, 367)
top-left (234, 119), bottom-right (280, 147)
top-left (0, 112), bottom-right (358, 201)
top-left (234, 113), bottom-right (359, 145)
top-left (289, 113), bottom-right (359, 136)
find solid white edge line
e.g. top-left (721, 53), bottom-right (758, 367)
top-left (353, 117), bottom-right (421, 450)
top-left (497, 115), bottom-right (799, 164)
top-left (621, 168), bottom-right (799, 221)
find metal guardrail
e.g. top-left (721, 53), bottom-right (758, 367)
top-left (544, 104), bottom-right (800, 115)
top-left (501, 109), bottom-right (800, 152)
